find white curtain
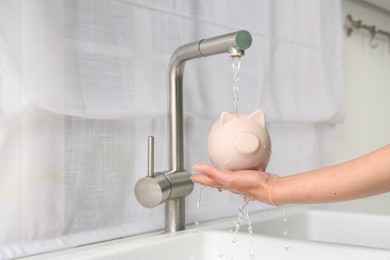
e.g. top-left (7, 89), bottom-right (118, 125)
top-left (0, 0), bottom-right (344, 258)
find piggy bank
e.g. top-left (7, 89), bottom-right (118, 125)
top-left (207, 109), bottom-right (271, 171)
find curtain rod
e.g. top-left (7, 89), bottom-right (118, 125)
top-left (345, 14), bottom-right (390, 51)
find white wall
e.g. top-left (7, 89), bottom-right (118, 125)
top-left (327, 0), bottom-right (390, 213)
top-left (332, 0), bottom-right (390, 163)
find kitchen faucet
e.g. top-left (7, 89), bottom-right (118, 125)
top-left (135, 30), bottom-right (252, 233)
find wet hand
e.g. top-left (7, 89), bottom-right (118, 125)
top-left (191, 163), bottom-right (279, 205)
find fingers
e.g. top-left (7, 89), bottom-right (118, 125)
top-left (193, 164), bottom-right (230, 183)
top-left (191, 173), bottom-right (216, 187)
top-left (191, 163), bottom-right (230, 188)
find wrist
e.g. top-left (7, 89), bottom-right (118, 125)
top-left (268, 179), bottom-right (276, 205)
top-left (267, 176), bottom-right (286, 206)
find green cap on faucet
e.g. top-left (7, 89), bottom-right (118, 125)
top-left (235, 30), bottom-right (252, 50)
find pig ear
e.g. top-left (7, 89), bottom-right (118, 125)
top-left (220, 111), bottom-right (235, 127)
top-left (248, 109), bottom-right (266, 127)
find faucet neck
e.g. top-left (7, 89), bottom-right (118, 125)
top-left (167, 41), bottom-right (200, 172)
top-left (167, 30), bottom-right (252, 172)
top-left (164, 43), bottom-right (203, 233)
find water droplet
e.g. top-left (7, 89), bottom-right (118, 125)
top-left (249, 247), bottom-right (256, 260)
top-left (283, 206), bottom-right (288, 218)
top-left (285, 244), bottom-right (291, 251)
top-left (284, 231), bottom-right (288, 236)
top-left (232, 234), bottom-right (238, 244)
top-left (194, 221), bottom-right (199, 233)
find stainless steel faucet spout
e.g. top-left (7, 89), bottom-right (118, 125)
top-left (135, 30), bottom-right (252, 233)
top-left (168, 30), bottom-right (252, 172)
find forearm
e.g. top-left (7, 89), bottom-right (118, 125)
top-left (271, 145), bottom-right (390, 205)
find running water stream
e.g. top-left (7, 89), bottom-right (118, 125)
top-left (232, 57), bottom-right (241, 114)
top-left (192, 57), bottom-right (255, 259)
top-left (231, 56), bottom-right (256, 258)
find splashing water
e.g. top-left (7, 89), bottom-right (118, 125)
top-left (232, 197), bottom-right (246, 244)
top-left (245, 207), bottom-right (255, 260)
top-left (232, 57), bottom-right (241, 114)
top-left (197, 185), bottom-right (206, 211)
top-left (195, 190), bottom-right (256, 259)
top-left (189, 186), bottom-right (207, 259)
top-left (231, 196), bottom-right (255, 259)
top-left (193, 185), bottom-right (206, 234)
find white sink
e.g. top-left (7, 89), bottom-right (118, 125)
top-left (23, 208), bottom-right (390, 260)
top-left (249, 209), bottom-right (390, 250)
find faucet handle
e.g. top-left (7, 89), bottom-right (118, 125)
top-left (147, 136), bottom-right (155, 177)
top-left (134, 136), bottom-right (194, 208)
top-left (135, 136), bottom-right (171, 208)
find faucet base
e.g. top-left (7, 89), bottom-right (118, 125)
top-left (165, 197), bottom-right (185, 232)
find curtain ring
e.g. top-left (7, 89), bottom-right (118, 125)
top-left (369, 26), bottom-right (379, 48)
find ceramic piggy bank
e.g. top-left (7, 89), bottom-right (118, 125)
top-left (207, 109), bottom-right (271, 171)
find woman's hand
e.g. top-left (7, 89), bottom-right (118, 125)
top-left (191, 163), bottom-right (280, 205)
top-left (192, 146), bottom-right (390, 206)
